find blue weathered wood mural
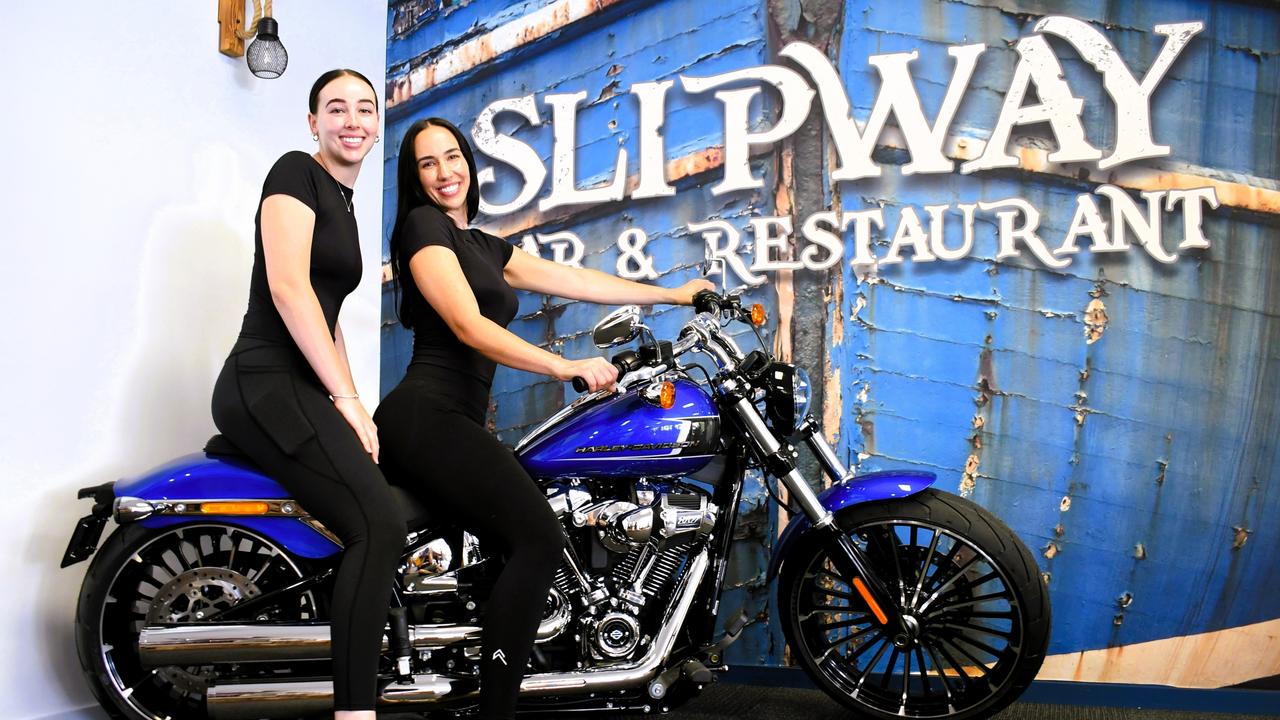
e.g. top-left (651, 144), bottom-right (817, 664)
top-left (382, 0), bottom-right (1279, 689)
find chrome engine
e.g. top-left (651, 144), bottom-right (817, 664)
top-left (544, 481), bottom-right (717, 661)
top-left (548, 483), bottom-right (717, 552)
top-left (385, 481), bottom-right (717, 667)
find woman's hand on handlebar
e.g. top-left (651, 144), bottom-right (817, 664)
top-left (557, 356), bottom-right (619, 393)
top-left (332, 397), bottom-right (380, 464)
top-left (669, 279), bottom-right (717, 306)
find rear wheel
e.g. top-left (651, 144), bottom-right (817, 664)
top-left (74, 523), bottom-right (321, 719)
top-left (779, 489), bottom-right (1050, 719)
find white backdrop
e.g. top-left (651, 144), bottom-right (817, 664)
top-left (0, 4), bottom-right (388, 718)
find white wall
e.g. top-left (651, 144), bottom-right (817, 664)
top-left (0, 4), bottom-right (387, 718)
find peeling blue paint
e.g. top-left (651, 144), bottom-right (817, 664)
top-left (385, 0), bottom-right (1280, 681)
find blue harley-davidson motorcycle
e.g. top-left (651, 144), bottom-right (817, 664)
top-left (63, 290), bottom-right (1049, 719)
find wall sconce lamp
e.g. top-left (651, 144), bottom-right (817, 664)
top-left (218, 0), bottom-right (288, 79)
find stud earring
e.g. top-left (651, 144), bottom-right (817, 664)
top-left (375, 136), bottom-right (381, 144)
top-left (312, 134), bottom-right (319, 141)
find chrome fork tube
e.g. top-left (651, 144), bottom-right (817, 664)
top-left (796, 416), bottom-right (852, 483)
top-left (731, 401), bottom-right (904, 630)
top-left (729, 398), bottom-right (833, 529)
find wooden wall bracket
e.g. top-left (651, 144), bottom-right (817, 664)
top-left (218, 0), bottom-right (246, 57)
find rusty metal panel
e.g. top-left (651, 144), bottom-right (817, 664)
top-left (384, 0), bottom-right (1280, 686)
top-left (827, 0), bottom-right (1280, 684)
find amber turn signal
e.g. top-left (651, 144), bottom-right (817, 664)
top-left (200, 501), bottom-right (271, 515)
top-left (750, 303), bottom-right (767, 326)
top-left (852, 577), bottom-right (890, 625)
top-left (659, 381), bottom-right (676, 409)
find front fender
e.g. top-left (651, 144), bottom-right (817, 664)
top-left (766, 470), bottom-right (936, 582)
top-left (112, 453), bottom-right (341, 559)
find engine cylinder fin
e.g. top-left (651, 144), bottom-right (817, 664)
top-left (610, 545), bottom-right (646, 588)
top-left (643, 540), bottom-right (691, 597)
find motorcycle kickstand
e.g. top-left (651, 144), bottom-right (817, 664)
top-left (699, 609), bottom-right (749, 666)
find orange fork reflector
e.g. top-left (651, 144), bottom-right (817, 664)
top-left (852, 577), bottom-right (890, 625)
top-left (750, 303), bottom-right (767, 326)
top-left (658, 381), bottom-right (676, 409)
top-left (200, 501), bottom-right (271, 515)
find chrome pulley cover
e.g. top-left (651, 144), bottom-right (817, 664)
top-left (592, 611), bottom-right (642, 659)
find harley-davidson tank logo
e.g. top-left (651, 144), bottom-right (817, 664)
top-left (575, 441), bottom-right (696, 454)
top-left (572, 417), bottom-right (720, 456)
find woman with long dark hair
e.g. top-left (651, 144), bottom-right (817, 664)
top-left (375, 117), bottom-right (711, 719)
top-left (210, 69), bottom-right (401, 720)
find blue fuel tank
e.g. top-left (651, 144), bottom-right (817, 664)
top-left (515, 378), bottom-right (720, 479)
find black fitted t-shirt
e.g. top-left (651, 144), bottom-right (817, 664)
top-left (398, 205), bottom-right (517, 407)
top-left (236, 151), bottom-right (361, 346)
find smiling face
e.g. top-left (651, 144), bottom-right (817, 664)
top-left (308, 74), bottom-right (379, 172)
top-left (414, 124), bottom-right (471, 226)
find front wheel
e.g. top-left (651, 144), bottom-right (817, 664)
top-left (779, 489), bottom-right (1050, 720)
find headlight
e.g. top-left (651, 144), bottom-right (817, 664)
top-left (793, 366), bottom-right (811, 422)
top-left (764, 362), bottom-right (811, 435)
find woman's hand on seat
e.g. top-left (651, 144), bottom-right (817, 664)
top-left (333, 397), bottom-right (380, 463)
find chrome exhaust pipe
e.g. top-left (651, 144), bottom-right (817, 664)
top-left (206, 674), bottom-right (457, 720)
top-left (206, 552), bottom-right (709, 720)
top-left (140, 601), bottom-right (571, 666)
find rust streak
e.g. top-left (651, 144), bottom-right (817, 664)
top-left (1084, 298), bottom-right (1109, 344)
top-left (1039, 617), bottom-right (1280, 687)
top-left (387, 0), bottom-right (625, 108)
top-left (773, 146), bottom-right (796, 363)
top-left (822, 367), bottom-right (841, 448)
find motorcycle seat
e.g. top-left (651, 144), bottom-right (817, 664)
top-left (202, 434), bottom-right (435, 529)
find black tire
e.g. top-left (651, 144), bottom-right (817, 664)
top-left (74, 522), bottom-right (321, 720)
top-left (779, 488), bottom-right (1050, 720)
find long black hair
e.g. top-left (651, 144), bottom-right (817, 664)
top-left (388, 117), bottom-right (482, 328)
top-left (308, 68), bottom-right (378, 113)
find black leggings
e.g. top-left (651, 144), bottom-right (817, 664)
top-left (211, 344), bottom-right (406, 712)
top-left (375, 378), bottom-right (566, 720)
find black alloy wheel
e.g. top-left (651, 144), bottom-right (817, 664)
top-left (780, 489), bottom-right (1050, 720)
top-left (74, 523), bottom-right (321, 720)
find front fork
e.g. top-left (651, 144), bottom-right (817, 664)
top-left (730, 398), bottom-right (906, 633)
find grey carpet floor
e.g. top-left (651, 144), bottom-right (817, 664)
top-left (382, 681), bottom-right (1277, 719)
top-left (609, 682), bottom-right (1278, 719)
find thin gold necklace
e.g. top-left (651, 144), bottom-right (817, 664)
top-left (314, 153), bottom-right (353, 213)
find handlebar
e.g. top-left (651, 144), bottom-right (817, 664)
top-left (571, 352), bottom-right (640, 393)
top-left (569, 291), bottom-right (750, 393)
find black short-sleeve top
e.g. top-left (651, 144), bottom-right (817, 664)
top-left (396, 205), bottom-right (517, 403)
top-left (236, 151), bottom-right (360, 346)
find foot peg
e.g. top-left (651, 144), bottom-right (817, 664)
top-left (681, 658), bottom-right (714, 684)
top-left (647, 658), bottom-right (715, 700)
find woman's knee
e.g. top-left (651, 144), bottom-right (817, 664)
top-left (345, 490), bottom-right (407, 562)
top-left (371, 507), bottom-right (408, 555)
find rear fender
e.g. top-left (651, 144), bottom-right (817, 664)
top-left (110, 453), bottom-right (341, 560)
top-left (767, 470), bottom-right (936, 582)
